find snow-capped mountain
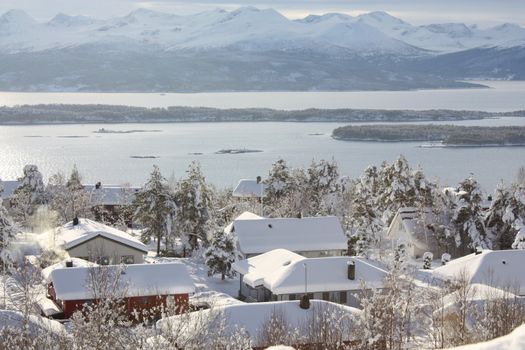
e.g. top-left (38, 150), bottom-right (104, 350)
top-left (0, 7), bottom-right (523, 92)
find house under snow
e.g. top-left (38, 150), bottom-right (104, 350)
top-left (52, 218), bottom-right (148, 264)
top-left (226, 212), bottom-right (348, 258)
top-left (232, 178), bottom-right (266, 198)
top-left (430, 249), bottom-right (525, 296)
top-left (47, 263), bottom-right (195, 319)
top-left (232, 248), bottom-right (387, 307)
top-left (387, 207), bottom-right (443, 259)
top-left (156, 299), bottom-right (361, 349)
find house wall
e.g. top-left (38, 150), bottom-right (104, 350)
top-left (60, 294), bottom-right (189, 320)
top-left (66, 236), bottom-right (145, 264)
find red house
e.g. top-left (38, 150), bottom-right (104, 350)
top-left (47, 262), bottom-right (195, 319)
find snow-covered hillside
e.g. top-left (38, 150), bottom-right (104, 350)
top-left (1, 7), bottom-right (523, 54)
top-left (0, 7), bottom-right (524, 92)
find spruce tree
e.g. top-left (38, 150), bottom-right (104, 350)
top-left (133, 165), bottom-right (174, 255)
top-left (0, 180), bottom-right (18, 267)
top-left (175, 162), bottom-right (211, 252)
top-left (263, 158), bottom-right (292, 211)
top-left (10, 164), bottom-right (47, 226)
top-left (204, 230), bottom-right (238, 280)
top-left (485, 184), bottom-right (516, 249)
top-left (451, 176), bottom-right (491, 254)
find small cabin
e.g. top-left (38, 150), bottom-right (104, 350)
top-left (53, 218), bottom-right (148, 264)
top-left (46, 263), bottom-right (195, 319)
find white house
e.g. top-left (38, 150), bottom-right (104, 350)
top-left (226, 212), bottom-right (348, 258)
top-left (430, 249), bottom-right (525, 296)
top-left (156, 299), bottom-right (361, 349)
top-left (51, 218), bottom-right (148, 264)
top-left (386, 207), bottom-right (443, 259)
top-left (232, 249), bottom-right (387, 307)
top-left (84, 182), bottom-right (139, 207)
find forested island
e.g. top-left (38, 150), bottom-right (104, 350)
top-left (332, 124), bottom-right (525, 146)
top-left (0, 104), bottom-right (524, 125)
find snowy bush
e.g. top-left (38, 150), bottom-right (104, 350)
top-left (423, 252), bottom-right (433, 270)
top-left (441, 253), bottom-right (451, 265)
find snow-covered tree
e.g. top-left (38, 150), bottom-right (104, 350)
top-left (485, 184), bottom-right (518, 249)
top-left (0, 192), bottom-right (18, 267)
top-left (175, 162), bottom-right (211, 252)
top-left (264, 158), bottom-right (293, 208)
top-left (133, 165), bottom-right (175, 255)
top-left (512, 224), bottom-right (525, 249)
top-left (9, 165), bottom-right (47, 226)
top-left (347, 166), bottom-right (383, 256)
top-left (204, 230), bottom-right (238, 280)
top-left (47, 167), bottom-right (91, 223)
top-left (377, 155), bottom-right (435, 226)
top-left (304, 159), bottom-right (341, 216)
top-left (450, 176), bottom-right (491, 254)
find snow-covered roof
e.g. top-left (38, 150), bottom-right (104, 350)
top-left (50, 262), bottom-right (195, 300)
top-left (224, 211), bottom-right (262, 233)
top-left (157, 300), bottom-right (361, 347)
top-left (54, 218), bottom-right (148, 253)
top-left (84, 183), bottom-right (139, 206)
top-left (431, 250), bottom-right (525, 295)
top-left (233, 249), bottom-right (387, 294)
top-left (446, 323), bottom-right (525, 350)
top-left (41, 257), bottom-right (98, 282)
top-left (229, 215), bottom-right (347, 255)
top-left (232, 179), bottom-right (266, 198)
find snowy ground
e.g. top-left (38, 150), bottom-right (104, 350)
top-left (145, 254), bottom-right (243, 307)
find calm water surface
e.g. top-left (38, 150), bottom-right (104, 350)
top-left (1, 117), bottom-right (524, 191)
top-left (1, 81), bottom-right (525, 112)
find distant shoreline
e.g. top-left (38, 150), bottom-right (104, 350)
top-left (0, 104), bottom-right (523, 126)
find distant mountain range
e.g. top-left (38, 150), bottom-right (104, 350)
top-left (0, 7), bottom-right (524, 92)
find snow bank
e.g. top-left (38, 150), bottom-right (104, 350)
top-left (446, 324), bottom-right (525, 350)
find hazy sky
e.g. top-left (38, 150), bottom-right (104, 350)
top-left (1, 0), bottom-right (524, 27)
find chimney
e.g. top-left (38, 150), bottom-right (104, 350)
top-left (95, 181), bottom-right (102, 189)
top-left (256, 176), bottom-right (261, 184)
top-left (299, 294), bottom-right (310, 309)
top-left (73, 217), bottom-right (79, 226)
top-left (65, 260), bottom-right (73, 268)
top-left (347, 260), bottom-right (355, 280)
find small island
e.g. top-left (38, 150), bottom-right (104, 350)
top-left (94, 128), bottom-right (161, 134)
top-left (130, 155), bottom-right (159, 159)
top-left (215, 148), bottom-right (263, 154)
top-left (332, 124), bottom-right (525, 147)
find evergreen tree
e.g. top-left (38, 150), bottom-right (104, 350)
top-left (377, 155), bottom-right (435, 226)
top-left (305, 159), bottom-right (341, 216)
top-left (485, 184), bottom-right (517, 249)
top-left (347, 166), bottom-right (383, 256)
top-left (263, 158), bottom-right (293, 211)
top-left (175, 162), bottom-right (211, 252)
top-left (451, 176), bottom-right (491, 254)
top-left (133, 166), bottom-right (175, 255)
top-left (10, 164), bottom-right (47, 226)
top-left (0, 180), bottom-right (18, 267)
top-left (204, 230), bottom-right (238, 280)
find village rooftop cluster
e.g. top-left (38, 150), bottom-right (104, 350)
top-left (1, 157), bottom-right (525, 349)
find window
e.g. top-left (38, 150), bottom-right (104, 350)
top-left (289, 294), bottom-right (296, 301)
top-left (340, 291), bottom-right (347, 304)
top-left (322, 292), bottom-right (330, 301)
top-left (121, 255), bottom-right (134, 264)
top-left (96, 256), bottom-right (110, 265)
top-left (141, 297), bottom-right (150, 305)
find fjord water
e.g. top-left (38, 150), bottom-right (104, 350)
top-left (1, 81), bottom-right (525, 112)
top-left (0, 81), bottom-right (524, 191)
